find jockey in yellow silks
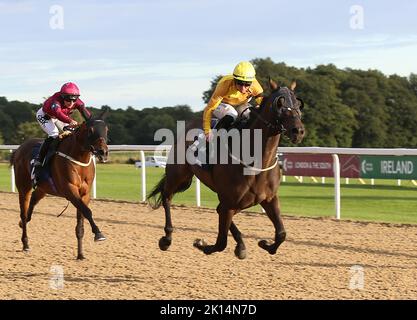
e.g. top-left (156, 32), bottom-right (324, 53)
top-left (202, 61), bottom-right (264, 140)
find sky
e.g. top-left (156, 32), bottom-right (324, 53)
top-left (1, 0), bottom-right (417, 111)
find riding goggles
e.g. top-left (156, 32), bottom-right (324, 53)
top-left (235, 80), bottom-right (252, 87)
top-left (62, 94), bottom-right (79, 102)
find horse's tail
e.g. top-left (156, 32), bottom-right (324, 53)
top-left (147, 174), bottom-right (166, 209)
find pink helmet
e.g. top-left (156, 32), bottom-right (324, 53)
top-left (60, 82), bottom-right (80, 96)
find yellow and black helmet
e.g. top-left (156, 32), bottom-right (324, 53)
top-left (233, 61), bottom-right (256, 82)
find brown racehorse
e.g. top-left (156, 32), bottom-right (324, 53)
top-left (148, 79), bottom-right (305, 259)
top-left (10, 113), bottom-right (109, 260)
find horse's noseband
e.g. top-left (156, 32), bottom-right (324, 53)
top-left (246, 87), bottom-right (302, 135)
top-left (85, 120), bottom-right (108, 155)
top-left (271, 94), bottom-right (301, 134)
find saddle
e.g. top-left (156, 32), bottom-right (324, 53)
top-left (196, 110), bottom-right (254, 171)
top-left (30, 139), bottom-right (61, 189)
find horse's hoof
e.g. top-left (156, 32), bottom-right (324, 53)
top-left (234, 245), bottom-right (247, 260)
top-left (258, 240), bottom-right (272, 253)
top-left (258, 240), bottom-right (277, 255)
top-left (193, 238), bottom-right (207, 250)
top-left (77, 254), bottom-right (85, 260)
top-left (94, 233), bottom-right (106, 241)
top-left (159, 237), bottom-right (171, 251)
top-left (203, 245), bottom-right (216, 255)
top-left (23, 247), bottom-right (30, 252)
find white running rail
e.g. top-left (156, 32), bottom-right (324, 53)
top-left (2, 145), bottom-right (417, 219)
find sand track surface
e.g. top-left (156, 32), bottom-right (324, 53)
top-left (0, 191), bottom-right (416, 299)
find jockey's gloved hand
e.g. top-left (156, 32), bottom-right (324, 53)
top-left (63, 121), bottom-right (77, 132)
top-left (205, 131), bottom-right (213, 142)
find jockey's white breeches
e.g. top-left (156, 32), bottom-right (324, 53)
top-left (212, 103), bottom-right (252, 121)
top-left (36, 108), bottom-right (66, 138)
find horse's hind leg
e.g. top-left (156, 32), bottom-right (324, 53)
top-left (258, 196), bottom-right (286, 254)
top-left (194, 203), bottom-right (234, 255)
top-left (159, 164), bottom-right (193, 251)
top-left (18, 190), bottom-right (32, 251)
top-left (230, 221), bottom-right (246, 259)
top-left (26, 188), bottom-right (46, 223)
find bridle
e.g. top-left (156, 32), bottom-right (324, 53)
top-left (252, 88), bottom-right (302, 134)
top-left (85, 119), bottom-right (108, 156)
top-left (64, 120), bottom-right (108, 156)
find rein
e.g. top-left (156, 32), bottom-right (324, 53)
top-left (56, 151), bottom-right (94, 167)
top-left (251, 108), bottom-right (286, 134)
top-left (250, 96), bottom-right (294, 134)
top-left (225, 90), bottom-right (297, 171)
top-left (227, 150), bottom-right (279, 172)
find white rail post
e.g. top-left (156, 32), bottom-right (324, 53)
top-left (140, 151), bottom-right (146, 202)
top-left (332, 154), bottom-right (341, 220)
top-left (92, 156), bottom-right (97, 199)
top-left (10, 149), bottom-right (15, 193)
top-left (321, 177), bottom-right (325, 184)
top-left (195, 177), bottom-right (201, 207)
top-left (371, 178), bottom-right (375, 186)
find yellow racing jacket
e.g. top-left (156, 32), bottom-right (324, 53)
top-left (202, 75), bottom-right (263, 134)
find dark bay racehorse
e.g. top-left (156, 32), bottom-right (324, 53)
top-left (148, 79), bottom-right (305, 259)
top-left (10, 113), bottom-right (109, 259)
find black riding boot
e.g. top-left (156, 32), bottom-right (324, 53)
top-left (201, 115), bottom-right (235, 171)
top-left (34, 136), bottom-right (55, 168)
top-left (214, 115), bottom-right (235, 131)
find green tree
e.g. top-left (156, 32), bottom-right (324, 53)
top-left (298, 71), bottom-right (357, 147)
top-left (0, 110), bottom-right (15, 143)
top-left (384, 74), bottom-right (417, 147)
top-left (202, 75), bottom-right (223, 104)
top-left (10, 122), bottom-right (45, 144)
top-left (409, 73), bottom-right (417, 97)
top-left (340, 71), bottom-right (389, 147)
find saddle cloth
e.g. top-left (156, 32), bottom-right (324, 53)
top-left (30, 143), bottom-right (55, 189)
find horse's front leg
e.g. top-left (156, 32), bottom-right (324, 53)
top-left (75, 193), bottom-right (90, 260)
top-left (194, 204), bottom-right (234, 255)
top-left (230, 221), bottom-right (247, 259)
top-left (258, 196), bottom-right (286, 254)
top-left (75, 209), bottom-right (85, 260)
top-left (65, 184), bottom-right (105, 242)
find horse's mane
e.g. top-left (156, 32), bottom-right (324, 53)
top-left (235, 88), bottom-right (281, 129)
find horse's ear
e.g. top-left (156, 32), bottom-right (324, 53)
top-left (290, 80), bottom-right (297, 91)
top-left (269, 77), bottom-right (279, 91)
top-left (98, 108), bottom-right (109, 120)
